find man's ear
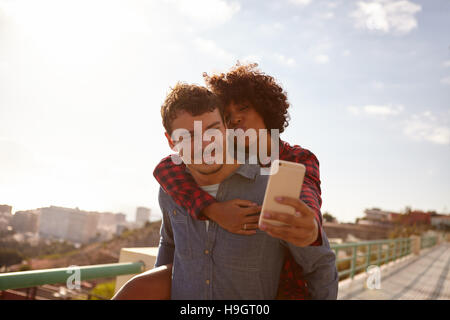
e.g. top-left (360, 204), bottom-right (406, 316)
top-left (165, 132), bottom-right (176, 151)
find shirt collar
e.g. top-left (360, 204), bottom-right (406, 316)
top-left (184, 163), bottom-right (259, 181)
top-left (233, 163), bottom-right (260, 180)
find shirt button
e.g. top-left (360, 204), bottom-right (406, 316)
top-left (204, 249), bottom-right (209, 255)
top-left (205, 279), bottom-right (210, 285)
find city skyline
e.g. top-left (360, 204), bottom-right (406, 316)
top-left (1, 0), bottom-right (449, 223)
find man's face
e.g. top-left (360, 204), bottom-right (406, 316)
top-left (224, 101), bottom-right (267, 147)
top-left (167, 108), bottom-right (226, 175)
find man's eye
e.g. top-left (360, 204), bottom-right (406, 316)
top-left (240, 105), bottom-right (248, 111)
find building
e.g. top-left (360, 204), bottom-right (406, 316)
top-left (38, 206), bottom-right (99, 244)
top-left (357, 208), bottom-right (394, 228)
top-left (95, 211), bottom-right (128, 241)
top-left (431, 215), bottom-right (450, 230)
top-left (0, 204), bottom-right (12, 216)
top-left (115, 213), bottom-right (126, 225)
top-left (11, 210), bottom-right (40, 233)
top-left (400, 211), bottom-right (432, 226)
top-left (0, 204), bottom-right (13, 231)
top-left (135, 207), bottom-right (151, 228)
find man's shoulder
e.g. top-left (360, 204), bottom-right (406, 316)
top-left (158, 186), bottom-right (176, 211)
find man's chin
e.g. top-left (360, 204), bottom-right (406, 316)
top-left (190, 163), bottom-right (224, 175)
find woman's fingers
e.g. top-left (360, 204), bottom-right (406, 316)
top-left (240, 205), bottom-right (262, 216)
top-left (233, 199), bottom-right (259, 208)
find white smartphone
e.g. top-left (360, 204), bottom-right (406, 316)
top-left (259, 160), bottom-right (306, 227)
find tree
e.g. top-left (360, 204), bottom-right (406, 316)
top-left (0, 248), bottom-right (23, 272)
top-left (323, 212), bottom-right (337, 223)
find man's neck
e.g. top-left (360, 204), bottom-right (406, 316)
top-left (189, 163), bottom-right (241, 186)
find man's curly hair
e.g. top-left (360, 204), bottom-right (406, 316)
top-left (203, 62), bottom-right (290, 133)
top-left (161, 82), bottom-right (224, 134)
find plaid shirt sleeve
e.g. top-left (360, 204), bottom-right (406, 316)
top-left (153, 155), bottom-right (217, 221)
top-left (279, 141), bottom-right (323, 246)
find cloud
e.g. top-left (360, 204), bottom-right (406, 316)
top-left (289, 0), bottom-right (312, 6)
top-left (240, 54), bottom-right (263, 64)
top-left (274, 53), bottom-right (296, 66)
top-left (314, 54), bottom-right (329, 64)
top-left (348, 105), bottom-right (450, 145)
top-left (441, 76), bottom-right (450, 86)
top-left (351, 0), bottom-right (421, 35)
top-left (403, 111), bottom-right (450, 145)
top-left (443, 60), bottom-right (450, 68)
top-left (371, 81), bottom-right (385, 90)
top-left (194, 37), bottom-right (235, 62)
top-left (259, 22), bottom-right (285, 35)
top-left (347, 104), bottom-right (404, 116)
top-left (167, 0), bottom-right (240, 27)
top-left (319, 12), bottom-right (335, 19)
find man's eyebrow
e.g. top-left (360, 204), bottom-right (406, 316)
top-left (205, 121), bottom-right (221, 130)
top-left (186, 121), bottom-right (221, 137)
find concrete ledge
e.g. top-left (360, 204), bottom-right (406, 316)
top-left (114, 247), bottom-right (159, 294)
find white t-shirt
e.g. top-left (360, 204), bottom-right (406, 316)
top-left (200, 183), bottom-right (220, 231)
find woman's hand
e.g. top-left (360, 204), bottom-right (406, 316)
top-left (203, 200), bottom-right (262, 235)
top-left (259, 196), bottom-right (319, 247)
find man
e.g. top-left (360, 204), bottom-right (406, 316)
top-left (153, 63), bottom-right (329, 299)
top-left (153, 83), bottom-right (337, 299)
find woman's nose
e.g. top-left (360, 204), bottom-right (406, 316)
top-left (230, 115), bottom-right (242, 126)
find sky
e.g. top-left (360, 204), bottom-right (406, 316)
top-left (0, 0), bottom-right (449, 223)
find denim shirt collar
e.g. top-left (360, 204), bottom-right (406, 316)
top-left (233, 163), bottom-right (259, 180)
top-left (184, 163), bottom-right (260, 181)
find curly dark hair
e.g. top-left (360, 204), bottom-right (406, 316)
top-left (203, 62), bottom-right (290, 133)
top-left (161, 82), bottom-right (224, 134)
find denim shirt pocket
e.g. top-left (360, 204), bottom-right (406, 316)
top-left (167, 205), bottom-right (192, 260)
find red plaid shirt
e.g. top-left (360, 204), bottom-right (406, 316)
top-left (153, 140), bottom-right (323, 299)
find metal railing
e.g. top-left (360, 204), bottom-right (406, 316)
top-left (330, 236), bottom-right (437, 280)
top-left (0, 236), bottom-right (440, 294)
top-left (420, 236), bottom-right (437, 249)
top-left (0, 261), bottom-right (144, 291)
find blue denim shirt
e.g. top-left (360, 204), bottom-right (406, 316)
top-left (155, 164), bottom-right (338, 300)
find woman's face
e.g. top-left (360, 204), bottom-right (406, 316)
top-left (224, 101), bottom-right (266, 132)
top-left (223, 101), bottom-right (267, 149)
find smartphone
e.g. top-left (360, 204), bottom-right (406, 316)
top-left (259, 160), bottom-right (306, 227)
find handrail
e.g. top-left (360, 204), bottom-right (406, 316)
top-left (0, 236), bottom-right (440, 293)
top-left (0, 261), bottom-right (145, 291)
top-left (330, 236), bottom-right (438, 280)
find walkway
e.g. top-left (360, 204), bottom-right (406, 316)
top-left (338, 243), bottom-right (450, 300)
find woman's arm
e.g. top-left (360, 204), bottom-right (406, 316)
top-left (153, 156), bottom-right (261, 235)
top-left (111, 264), bottom-right (172, 300)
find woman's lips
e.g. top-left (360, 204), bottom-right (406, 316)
top-left (234, 126), bottom-right (247, 131)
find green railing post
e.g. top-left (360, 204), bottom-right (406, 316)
top-left (366, 244), bottom-right (372, 268)
top-left (350, 246), bottom-right (357, 279)
top-left (393, 239), bottom-right (398, 262)
top-left (384, 242), bottom-right (389, 264)
top-left (377, 243), bottom-right (382, 266)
